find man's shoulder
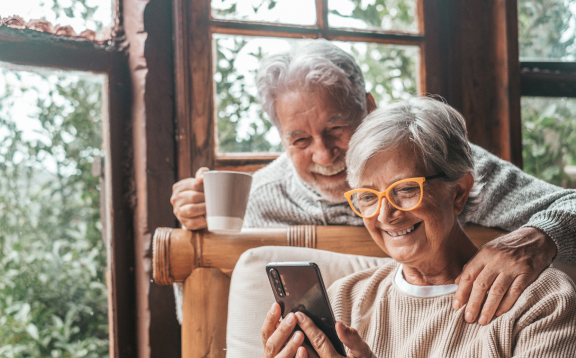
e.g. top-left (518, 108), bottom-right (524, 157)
top-left (251, 153), bottom-right (293, 192)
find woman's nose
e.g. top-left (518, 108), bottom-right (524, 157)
top-left (378, 198), bottom-right (402, 223)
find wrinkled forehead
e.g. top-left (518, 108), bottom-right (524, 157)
top-left (275, 90), bottom-right (358, 129)
top-left (359, 145), bottom-right (427, 188)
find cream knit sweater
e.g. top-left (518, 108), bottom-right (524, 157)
top-left (328, 261), bottom-right (576, 358)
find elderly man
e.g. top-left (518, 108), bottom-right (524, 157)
top-left (171, 40), bottom-right (576, 326)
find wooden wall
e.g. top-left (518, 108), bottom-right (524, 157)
top-left (123, 0), bottom-right (181, 357)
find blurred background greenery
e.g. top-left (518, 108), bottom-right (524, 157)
top-left (0, 0), bottom-right (574, 357)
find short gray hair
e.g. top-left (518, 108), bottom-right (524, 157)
top-left (346, 97), bottom-right (482, 218)
top-left (256, 39), bottom-right (366, 129)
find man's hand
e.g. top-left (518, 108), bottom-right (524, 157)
top-left (453, 227), bottom-right (557, 325)
top-left (170, 167), bottom-right (209, 230)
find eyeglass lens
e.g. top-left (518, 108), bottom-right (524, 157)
top-left (350, 181), bottom-right (422, 217)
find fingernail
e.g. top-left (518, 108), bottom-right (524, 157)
top-left (285, 313), bottom-right (295, 325)
top-left (478, 315), bottom-right (488, 325)
top-left (270, 303), bottom-right (277, 314)
top-left (465, 311), bottom-right (474, 322)
top-left (295, 312), bottom-right (305, 323)
top-left (453, 299), bottom-right (460, 310)
top-left (293, 331), bottom-right (303, 343)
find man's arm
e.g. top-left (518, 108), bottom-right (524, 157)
top-left (454, 144), bottom-right (576, 325)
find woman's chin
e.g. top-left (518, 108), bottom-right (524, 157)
top-left (379, 226), bottom-right (424, 261)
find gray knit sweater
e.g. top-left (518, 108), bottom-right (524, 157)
top-left (244, 143), bottom-right (576, 264)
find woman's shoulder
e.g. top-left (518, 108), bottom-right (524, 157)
top-left (511, 267), bottom-right (576, 326)
top-left (525, 267), bottom-right (576, 299)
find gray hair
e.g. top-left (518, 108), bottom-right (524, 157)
top-left (346, 97), bottom-right (483, 219)
top-left (256, 39), bottom-right (367, 129)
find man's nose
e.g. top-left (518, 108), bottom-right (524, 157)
top-left (311, 139), bottom-right (338, 166)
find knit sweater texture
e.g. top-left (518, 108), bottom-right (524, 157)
top-left (245, 143), bottom-right (576, 264)
top-left (327, 261), bottom-right (576, 357)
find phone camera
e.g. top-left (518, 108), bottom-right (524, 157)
top-left (269, 268), bottom-right (286, 297)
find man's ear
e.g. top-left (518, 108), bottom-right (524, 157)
top-left (454, 173), bottom-right (474, 215)
top-left (366, 93), bottom-right (377, 113)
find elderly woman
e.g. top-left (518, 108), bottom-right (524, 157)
top-left (261, 97), bottom-right (576, 358)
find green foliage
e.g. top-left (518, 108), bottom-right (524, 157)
top-left (215, 37), bottom-right (283, 153)
top-left (349, 43), bottom-right (417, 105)
top-left (518, 0), bottom-right (576, 188)
top-left (0, 70), bottom-right (108, 357)
top-left (521, 97), bottom-right (576, 187)
top-left (329, 0), bottom-right (416, 32)
top-left (518, 0), bottom-right (575, 59)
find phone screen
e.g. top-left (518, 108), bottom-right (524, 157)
top-left (266, 262), bottom-right (346, 356)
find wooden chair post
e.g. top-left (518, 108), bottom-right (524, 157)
top-left (183, 268), bottom-right (230, 358)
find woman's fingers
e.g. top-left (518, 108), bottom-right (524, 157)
top-left (263, 311), bottom-right (300, 357)
top-left (295, 312), bottom-right (341, 357)
top-left (335, 322), bottom-right (374, 358)
top-left (261, 303), bottom-right (282, 346)
top-left (296, 346), bottom-right (309, 358)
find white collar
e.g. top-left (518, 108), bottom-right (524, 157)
top-left (394, 264), bottom-right (458, 297)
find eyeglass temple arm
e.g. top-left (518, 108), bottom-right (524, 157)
top-left (424, 173), bottom-right (446, 181)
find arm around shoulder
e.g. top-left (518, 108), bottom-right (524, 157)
top-left (469, 144), bottom-right (576, 264)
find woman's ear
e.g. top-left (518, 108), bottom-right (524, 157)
top-left (453, 173), bottom-right (474, 215)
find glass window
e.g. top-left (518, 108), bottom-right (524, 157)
top-left (213, 35), bottom-right (419, 153)
top-left (0, 64), bottom-right (108, 357)
top-left (211, 0), bottom-right (317, 26)
top-left (522, 96), bottom-right (576, 188)
top-left (328, 0), bottom-right (418, 33)
top-left (518, 0), bottom-right (576, 60)
top-left (1, 0), bottom-right (114, 34)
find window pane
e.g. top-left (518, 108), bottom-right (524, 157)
top-left (211, 0), bottom-right (316, 26)
top-left (518, 0), bottom-right (576, 60)
top-left (1, 0), bottom-right (114, 34)
top-left (0, 64), bottom-right (108, 356)
top-left (522, 97), bottom-right (576, 188)
top-left (328, 0), bottom-right (418, 33)
top-left (214, 35), bottom-right (419, 153)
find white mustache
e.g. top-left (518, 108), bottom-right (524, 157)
top-left (308, 156), bottom-right (346, 176)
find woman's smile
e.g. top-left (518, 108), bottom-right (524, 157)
top-left (380, 221), bottom-right (422, 238)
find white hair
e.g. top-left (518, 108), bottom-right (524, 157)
top-left (256, 39), bottom-right (367, 129)
top-left (346, 97), bottom-right (483, 219)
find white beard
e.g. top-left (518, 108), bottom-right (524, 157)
top-left (307, 154), bottom-right (350, 202)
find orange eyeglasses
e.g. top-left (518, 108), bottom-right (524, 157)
top-left (344, 174), bottom-right (446, 218)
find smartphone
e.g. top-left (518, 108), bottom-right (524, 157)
top-left (266, 262), bottom-right (346, 356)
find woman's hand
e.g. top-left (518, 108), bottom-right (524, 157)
top-left (295, 312), bottom-right (375, 358)
top-left (262, 303), bottom-right (306, 358)
top-left (170, 167), bottom-right (209, 230)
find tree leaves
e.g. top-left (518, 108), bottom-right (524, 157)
top-left (0, 69), bottom-right (108, 357)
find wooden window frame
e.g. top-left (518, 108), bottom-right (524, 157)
top-left (174, 0), bottom-right (441, 178)
top-left (0, 25), bottom-right (135, 358)
top-left (520, 61), bottom-right (576, 98)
